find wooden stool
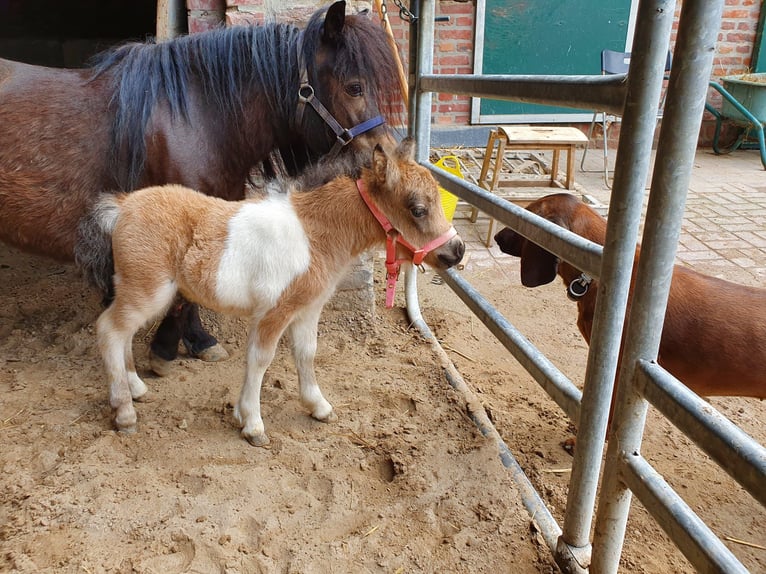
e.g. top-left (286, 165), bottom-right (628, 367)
top-left (474, 125), bottom-right (588, 247)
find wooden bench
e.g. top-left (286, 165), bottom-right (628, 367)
top-left (474, 125), bottom-right (588, 246)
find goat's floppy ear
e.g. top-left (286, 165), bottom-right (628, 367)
top-left (494, 227), bottom-right (524, 257)
top-left (519, 241), bottom-right (559, 287)
top-left (495, 227), bottom-right (558, 287)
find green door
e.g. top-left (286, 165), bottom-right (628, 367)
top-left (474, 0), bottom-right (634, 122)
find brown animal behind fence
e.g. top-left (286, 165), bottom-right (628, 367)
top-left (494, 193), bottom-right (766, 424)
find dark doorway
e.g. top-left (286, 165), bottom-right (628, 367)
top-left (0, 0), bottom-right (175, 68)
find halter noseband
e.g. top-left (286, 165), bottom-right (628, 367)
top-left (357, 179), bottom-right (458, 308)
top-left (295, 33), bottom-right (386, 159)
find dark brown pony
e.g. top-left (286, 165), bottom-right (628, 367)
top-left (0, 1), bottom-right (400, 372)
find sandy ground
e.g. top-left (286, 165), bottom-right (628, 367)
top-left (1, 210), bottom-right (765, 573)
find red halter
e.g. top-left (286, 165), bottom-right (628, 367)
top-left (357, 179), bottom-right (458, 308)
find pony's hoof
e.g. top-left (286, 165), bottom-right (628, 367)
top-left (117, 424), bottom-right (137, 435)
top-left (243, 431), bottom-right (270, 447)
top-left (195, 343), bottom-right (229, 363)
top-left (149, 352), bottom-right (174, 377)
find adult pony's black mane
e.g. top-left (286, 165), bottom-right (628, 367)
top-left (88, 7), bottom-right (400, 191)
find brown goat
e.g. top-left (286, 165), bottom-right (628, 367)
top-left (494, 193), bottom-right (766, 404)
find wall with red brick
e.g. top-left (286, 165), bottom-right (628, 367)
top-left (187, 1), bottom-right (764, 147)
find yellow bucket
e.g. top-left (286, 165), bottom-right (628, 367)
top-left (434, 155), bottom-right (463, 222)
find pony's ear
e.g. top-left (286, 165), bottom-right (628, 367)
top-left (323, 1), bottom-right (347, 46)
top-left (519, 240), bottom-right (559, 287)
top-left (395, 137), bottom-right (416, 161)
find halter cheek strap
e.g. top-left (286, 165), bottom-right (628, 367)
top-left (295, 33), bottom-right (386, 159)
top-left (357, 179), bottom-right (458, 308)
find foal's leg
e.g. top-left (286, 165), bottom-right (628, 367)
top-left (234, 322), bottom-right (283, 447)
top-left (125, 339), bottom-right (148, 402)
top-left (99, 281), bottom-right (177, 431)
top-left (288, 302), bottom-right (335, 423)
top-left (97, 306), bottom-right (143, 432)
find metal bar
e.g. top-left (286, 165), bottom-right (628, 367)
top-left (420, 73), bottom-right (629, 116)
top-left (406, 0), bottom-right (420, 134)
top-left (403, 265), bottom-right (564, 553)
top-left (413, 0), bottom-right (435, 162)
top-left (592, 2), bottom-right (725, 572)
top-left (636, 360), bottom-right (766, 507)
top-left (425, 164), bottom-right (603, 279)
top-left (559, 2), bottom-right (677, 566)
top-left (440, 267), bottom-right (583, 424)
top-left (619, 453), bottom-right (750, 574)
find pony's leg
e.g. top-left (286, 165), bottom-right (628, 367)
top-left (179, 302), bottom-right (228, 362)
top-left (149, 301), bottom-right (227, 376)
top-left (288, 302), bottom-right (335, 423)
top-left (148, 302), bottom-right (184, 376)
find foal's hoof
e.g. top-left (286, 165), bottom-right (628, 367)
top-left (149, 353), bottom-right (174, 377)
top-left (195, 343), bottom-right (229, 363)
top-left (116, 424), bottom-right (137, 435)
top-left (243, 431), bottom-right (270, 447)
top-left (314, 410), bottom-right (338, 423)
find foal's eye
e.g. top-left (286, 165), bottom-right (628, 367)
top-left (410, 206), bottom-right (427, 218)
top-left (345, 83), bottom-right (364, 97)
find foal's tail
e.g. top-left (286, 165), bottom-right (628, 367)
top-left (74, 194), bottom-right (122, 305)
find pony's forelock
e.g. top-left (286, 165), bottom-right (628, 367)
top-left (302, 8), bottom-right (402, 126)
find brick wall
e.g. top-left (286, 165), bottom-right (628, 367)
top-left (188, 1), bottom-right (764, 146)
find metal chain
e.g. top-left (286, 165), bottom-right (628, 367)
top-left (392, 0), bottom-right (417, 23)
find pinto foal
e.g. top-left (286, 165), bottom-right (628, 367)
top-left (95, 140), bottom-right (465, 446)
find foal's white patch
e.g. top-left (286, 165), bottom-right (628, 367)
top-left (215, 194), bottom-right (311, 310)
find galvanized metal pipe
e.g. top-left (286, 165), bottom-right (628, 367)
top-left (413, 0), bottom-right (435, 163)
top-left (592, 1), bottom-right (725, 572)
top-left (636, 360), bottom-right (766, 507)
top-left (426, 164), bottom-right (603, 279)
top-left (619, 453), bottom-right (750, 573)
top-left (559, 2), bottom-right (677, 566)
top-left (440, 267), bottom-right (583, 424)
top-left (419, 74), bottom-right (629, 116)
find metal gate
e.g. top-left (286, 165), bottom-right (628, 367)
top-left (406, 1), bottom-right (766, 572)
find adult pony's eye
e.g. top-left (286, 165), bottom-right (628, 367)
top-left (345, 82), bottom-right (364, 97)
top-left (410, 205), bottom-right (427, 218)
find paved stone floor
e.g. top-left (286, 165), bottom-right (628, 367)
top-left (437, 143), bottom-right (766, 288)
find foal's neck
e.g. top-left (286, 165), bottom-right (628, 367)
top-left (290, 174), bottom-right (386, 261)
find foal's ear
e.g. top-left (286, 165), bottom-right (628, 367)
top-left (372, 143), bottom-right (389, 183)
top-left (395, 137), bottom-right (416, 161)
top-left (323, 1), bottom-right (347, 46)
